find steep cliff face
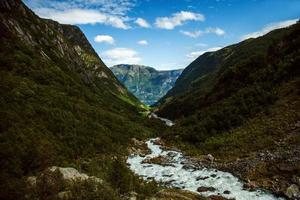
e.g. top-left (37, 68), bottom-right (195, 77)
top-left (0, 0), bottom-right (136, 99)
top-left (0, 1), bottom-right (156, 199)
top-left (111, 64), bottom-right (183, 105)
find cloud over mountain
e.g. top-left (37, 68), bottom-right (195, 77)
top-left (155, 11), bottom-right (205, 30)
top-left (101, 48), bottom-right (141, 66)
top-left (241, 19), bottom-right (298, 40)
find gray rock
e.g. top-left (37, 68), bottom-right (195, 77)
top-left (89, 176), bottom-right (103, 184)
top-left (49, 166), bottom-right (89, 181)
top-left (26, 176), bottom-right (37, 186)
top-left (128, 191), bottom-right (138, 200)
top-left (223, 190), bottom-right (231, 194)
top-left (207, 154), bottom-right (214, 162)
top-left (131, 138), bottom-right (144, 146)
top-left (58, 191), bottom-right (72, 199)
top-left (292, 176), bottom-right (300, 187)
top-left (197, 186), bottom-right (216, 192)
top-left (196, 176), bottom-right (209, 181)
top-left (285, 184), bottom-right (300, 199)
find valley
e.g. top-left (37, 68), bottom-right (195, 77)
top-left (111, 64), bottom-right (183, 105)
top-left (0, 0), bottom-right (299, 200)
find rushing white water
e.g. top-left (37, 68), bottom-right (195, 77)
top-left (127, 138), bottom-right (284, 200)
top-left (148, 113), bottom-right (174, 126)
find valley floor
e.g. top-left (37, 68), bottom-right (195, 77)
top-left (127, 105), bottom-right (300, 200)
top-left (127, 138), bottom-right (283, 200)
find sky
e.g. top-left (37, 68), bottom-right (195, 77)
top-left (24, 0), bottom-right (300, 70)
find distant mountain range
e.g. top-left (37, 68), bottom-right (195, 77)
top-left (110, 64), bottom-right (183, 105)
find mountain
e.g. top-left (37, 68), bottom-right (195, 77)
top-left (157, 22), bottom-right (300, 196)
top-left (0, 1), bottom-right (162, 199)
top-left (110, 64), bottom-right (183, 105)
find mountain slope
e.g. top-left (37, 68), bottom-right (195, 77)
top-left (158, 22), bottom-right (299, 120)
top-left (111, 64), bottom-right (183, 105)
top-left (157, 22), bottom-right (300, 197)
top-left (0, 1), bottom-right (159, 199)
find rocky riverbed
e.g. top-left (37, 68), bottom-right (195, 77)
top-left (127, 138), bottom-right (285, 200)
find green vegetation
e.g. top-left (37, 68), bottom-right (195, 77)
top-left (170, 80), bottom-right (299, 160)
top-left (0, 1), bottom-right (162, 199)
top-left (158, 21), bottom-right (299, 147)
top-left (111, 64), bottom-right (183, 105)
top-left (157, 22), bottom-right (300, 197)
top-left (1, 0), bottom-right (299, 199)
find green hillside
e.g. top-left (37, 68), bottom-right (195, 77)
top-left (0, 1), bottom-right (161, 199)
top-left (111, 64), bottom-right (183, 105)
top-left (157, 22), bottom-right (300, 196)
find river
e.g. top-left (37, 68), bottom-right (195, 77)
top-left (127, 115), bottom-right (284, 200)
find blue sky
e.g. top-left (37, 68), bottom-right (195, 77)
top-left (24, 0), bottom-right (300, 70)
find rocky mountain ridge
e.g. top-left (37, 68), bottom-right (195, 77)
top-left (0, 1), bottom-right (160, 199)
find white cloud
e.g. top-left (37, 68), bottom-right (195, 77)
top-left (91, 0), bottom-right (136, 16)
top-left (155, 11), bottom-right (205, 30)
top-left (25, 0), bottom-right (136, 29)
top-left (241, 19), bottom-right (298, 40)
top-left (94, 35), bottom-right (115, 44)
top-left (135, 18), bottom-right (151, 28)
top-left (180, 27), bottom-right (225, 38)
top-left (25, 0), bottom-right (136, 16)
top-left (180, 30), bottom-right (203, 38)
top-left (205, 27), bottom-right (225, 36)
top-left (35, 8), bottom-right (130, 29)
top-left (187, 47), bottom-right (222, 61)
top-left (137, 40), bottom-right (148, 45)
top-left (101, 48), bottom-right (141, 66)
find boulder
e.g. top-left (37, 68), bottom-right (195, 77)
top-left (208, 195), bottom-right (235, 200)
top-left (223, 190), bottom-right (231, 194)
top-left (207, 154), bottom-right (214, 162)
top-left (210, 174), bottom-right (217, 178)
top-left (294, 121), bottom-right (300, 128)
top-left (129, 138), bottom-right (151, 156)
top-left (197, 186), bottom-right (216, 192)
top-left (49, 166), bottom-right (89, 181)
top-left (285, 184), bottom-right (300, 199)
top-left (195, 154), bottom-right (215, 164)
top-left (89, 176), bottom-right (103, 183)
top-left (57, 191), bottom-right (72, 199)
top-left (131, 138), bottom-right (144, 146)
top-left (292, 176), bottom-right (300, 187)
top-left (128, 191), bottom-right (138, 200)
top-left (142, 155), bottom-right (174, 167)
top-left (243, 180), bottom-right (257, 191)
top-left (166, 151), bottom-right (179, 158)
top-left (27, 166), bottom-right (103, 189)
top-left (152, 138), bottom-right (165, 146)
top-left (196, 176), bottom-right (209, 181)
top-left (26, 176), bottom-right (37, 186)
top-left (154, 189), bottom-right (203, 200)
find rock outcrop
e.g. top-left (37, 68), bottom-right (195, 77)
top-left (27, 166), bottom-right (103, 186)
top-left (26, 166), bottom-right (103, 200)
